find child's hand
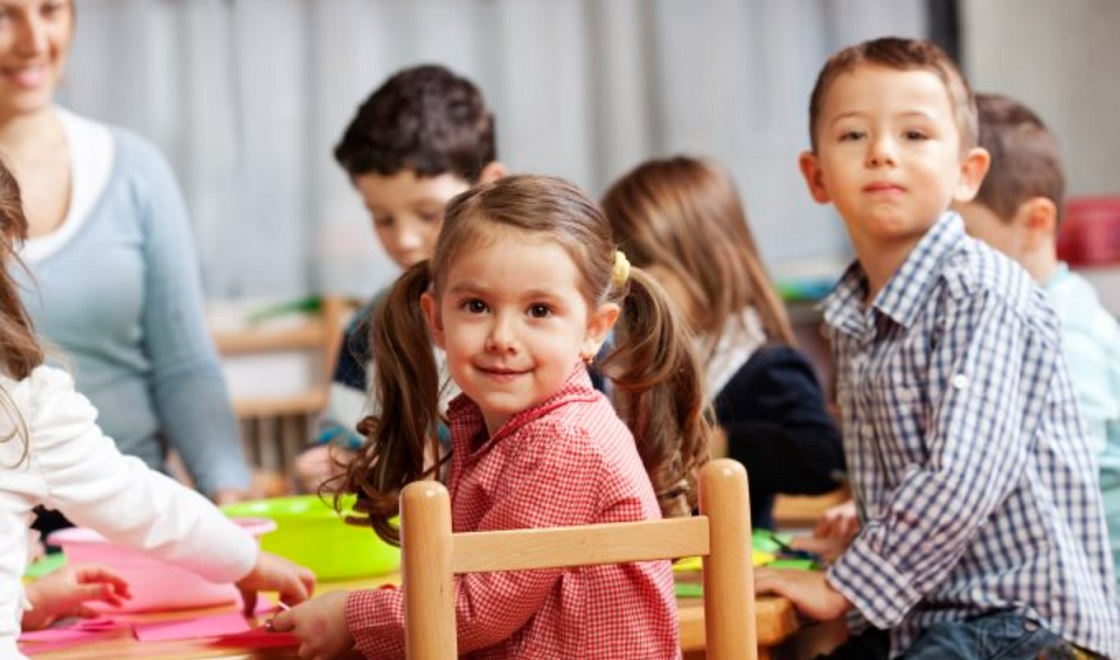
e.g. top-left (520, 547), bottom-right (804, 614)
top-left (754, 567), bottom-right (850, 621)
top-left (268, 590), bottom-right (354, 659)
top-left (789, 499), bottom-right (859, 563)
top-left (814, 499), bottom-right (859, 541)
top-left (22, 565), bottom-right (132, 630)
top-left (235, 551), bottom-right (316, 615)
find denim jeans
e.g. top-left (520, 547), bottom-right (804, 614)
top-left (818, 611), bottom-right (1081, 660)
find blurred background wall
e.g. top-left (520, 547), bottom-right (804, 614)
top-left (58, 0), bottom-right (1117, 302)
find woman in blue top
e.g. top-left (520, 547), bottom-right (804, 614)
top-left (0, 0), bottom-right (250, 505)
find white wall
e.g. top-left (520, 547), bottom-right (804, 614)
top-left (961, 0), bottom-right (1120, 197)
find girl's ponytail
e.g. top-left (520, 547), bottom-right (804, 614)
top-left (340, 261), bottom-right (444, 545)
top-left (600, 266), bottom-right (711, 519)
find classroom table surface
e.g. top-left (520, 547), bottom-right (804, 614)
top-left (22, 573), bottom-right (803, 659)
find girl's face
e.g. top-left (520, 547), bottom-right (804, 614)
top-left (422, 227), bottom-right (618, 437)
top-left (0, 0), bottom-right (73, 121)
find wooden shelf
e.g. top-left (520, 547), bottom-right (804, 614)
top-left (232, 391), bottom-right (328, 418)
top-left (213, 324), bottom-right (327, 355)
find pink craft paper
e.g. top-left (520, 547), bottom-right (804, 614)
top-left (133, 611), bottom-right (251, 642)
top-left (18, 630), bottom-right (121, 654)
top-left (210, 626), bottom-right (300, 649)
top-left (18, 618), bottom-right (129, 653)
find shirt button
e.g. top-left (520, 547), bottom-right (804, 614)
top-left (951, 374), bottom-right (969, 389)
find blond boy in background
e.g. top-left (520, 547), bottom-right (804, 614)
top-left (955, 92), bottom-right (1120, 595)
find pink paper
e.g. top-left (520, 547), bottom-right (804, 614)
top-left (210, 626), bottom-right (300, 649)
top-left (19, 618), bottom-right (129, 653)
top-left (18, 630), bottom-right (121, 654)
top-left (19, 616), bottom-right (120, 640)
top-left (133, 612), bottom-right (251, 642)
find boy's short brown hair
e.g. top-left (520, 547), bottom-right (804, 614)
top-left (808, 37), bottom-right (977, 153)
top-left (334, 65), bottom-right (497, 183)
top-left (972, 93), bottom-right (1066, 225)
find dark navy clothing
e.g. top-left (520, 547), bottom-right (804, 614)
top-left (715, 344), bottom-right (845, 529)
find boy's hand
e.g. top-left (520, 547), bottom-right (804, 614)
top-left (754, 567), bottom-right (851, 621)
top-left (22, 565), bottom-right (132, 630)
top-left (269, 590), bottom-right (354, 659)
top-left (235, 551), bottom-right (316, 615)
top-left (789, 499), bottom-right (859, 563)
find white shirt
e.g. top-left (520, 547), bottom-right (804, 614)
top-left (0, 366), bottom-right (257, 658)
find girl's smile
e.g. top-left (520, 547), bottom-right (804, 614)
top-left (422, 226), bottom-right (616, 437)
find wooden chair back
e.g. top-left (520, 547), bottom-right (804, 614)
top-left (400, 457), bottom-right (757, 659)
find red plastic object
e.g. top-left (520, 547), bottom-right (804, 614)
top-left (1057, 197), bottom-right (1120, 267)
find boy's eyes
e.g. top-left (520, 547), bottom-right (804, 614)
top-left (372, 215), bottom-right (394, 228)
top-left (418, 210), bottom-right (442, 224)
top-left (903, 130), bottom-right (929, 140)
top-left (528, 304), bottom-right (552, 319)
top-left (838, 130), bottom-right (865, 142)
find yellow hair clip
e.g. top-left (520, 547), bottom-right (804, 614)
top-left (612, 250), bottom-right (631, 287)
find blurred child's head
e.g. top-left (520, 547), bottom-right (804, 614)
top-left (345, 176), bottom-right (712, 541)
top-left (601, 156), bottom-right (794, 354)
top-left (0, 158), bottom-right (44, 380)
top-left (334, 64), bottom-right (505, 269)
top-left (799, 38), bottom-right (989, 249)
top-left (954, 93), bottom-right (1065, 268)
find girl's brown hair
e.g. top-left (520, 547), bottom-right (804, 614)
top-left (341, 174), bottom-right (712, 544)
top-left (601, 156), bottom-right (794, 365)
top-left (0, 160), bottom-right (44, 380)
top-left (0, 159), bottom-right (46, 466)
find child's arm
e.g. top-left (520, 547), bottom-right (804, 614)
top-left (26, 368), bottom-right (314, 605)
top-left (826, 291), bottom-right (1052, 629)
top-left (22, 565), bottom-right (131, 630)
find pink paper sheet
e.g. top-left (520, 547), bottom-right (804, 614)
top-left (133, 612), bottom-right (251, 642)
top-left (18, 617), bottom-right (128, 653)
top-left (210, 626), bottom-right (300, 649)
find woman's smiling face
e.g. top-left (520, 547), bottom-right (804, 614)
top-left (0, 0), bottom-right (73, 121)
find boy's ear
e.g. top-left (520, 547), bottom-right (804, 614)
top-left (582, 302), bottom-right (620, 360)
top-left (798, 151), bottom-right (830, 204)
top-left (420, 292), bottom-right (447, 349)
top-left (479, 161), bottom-right (507, 184)
top-left (1016, 196), bottom-right (1059, 251)
top-left (952, 146), bottom-right (991, 203)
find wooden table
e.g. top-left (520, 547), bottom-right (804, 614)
top-left (23, 575), bottom-right (803, 659)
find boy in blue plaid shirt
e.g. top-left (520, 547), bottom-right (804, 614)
top-left (754, 37), bottom-right (1119, 659)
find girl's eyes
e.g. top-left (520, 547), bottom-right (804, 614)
top-left (528, 304), bottom-right (552, 319)
top-left (903, 130), bottom-right (929, 140)
top-left (418, 211), bottom-right (442, 224)
top-left (463, 299), bottom-right (489, 314)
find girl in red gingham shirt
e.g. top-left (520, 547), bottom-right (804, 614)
top-left (272, 175), bottom-right (713, 659)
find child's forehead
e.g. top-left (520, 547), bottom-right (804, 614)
top-left (821, 64), bottom-right (955, 119)
top-left (354, 169), bottom-right (471, 207)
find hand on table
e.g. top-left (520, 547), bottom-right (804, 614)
top-left (269, 590), bottom-right (354, 659)
top-left (754, 567), bottom-right (851, 622)
top-left (236, 551), bottom-right (316, 615)
top-left (22, 564), bottom-right (132, 630)
top-left (754, 567), bottom-right (850, 621)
